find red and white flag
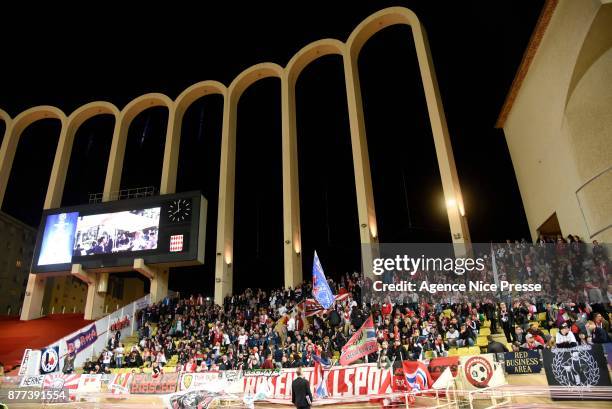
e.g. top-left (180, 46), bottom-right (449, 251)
top-left (339, 315), bottom-right (377, 365)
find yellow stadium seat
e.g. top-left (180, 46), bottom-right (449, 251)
top-left (538, 312), bottom-right (547, 322)
top-left (482, 320), bottom-right (491, 328)
top-left (479, 328), bottom-right (491, 336)
top-left (457, 347), bottom-right (470, 356)
top-left (550, 328), bottom-right (558, 338)
top-left (507, 343), bottom-right (513, 351)
top-left (468, 346), bottom-right (480, 355)
top-left (541, 329), bottom-right (549, 335)
top-left (143, 368), bottom-right (153, 374)
top-left (477, 336), bottom-right (488, 347)
top-left (448, 348), bottom-right (459, 356)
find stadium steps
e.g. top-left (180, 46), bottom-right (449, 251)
top-left (0, 314), bottom-right (92, 373)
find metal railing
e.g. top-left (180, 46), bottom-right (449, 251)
top-left (89, 186), bottom-right (156, 203)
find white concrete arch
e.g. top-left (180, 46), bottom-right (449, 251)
top-left (161, 81), bottom-right (227, 194)
top-left (0, 108), bottom-right (10, 125)
top-left (281, 39), bottom-right (346, 287)
top-left (228, 62), bottom-right (284, 98)
top-left (346, 6), bottom-right (471, 250)
top-left (0, 105), bottom-right (66, 207)
top-left (285, 39), bottom-right (345, 84)
top-left (103, 93), bottom-right (174, 200)
top-left (45, 101), bottom-right (120, 208)
top-left (214, 63), bottom-right (284, 303)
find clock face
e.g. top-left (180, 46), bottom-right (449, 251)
top-left (168, 199), bottom-right (192, 222)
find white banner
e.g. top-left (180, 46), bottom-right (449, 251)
top-left (459, 353), bottom-right (506, 390)
top-left (179, 372), bottom-right (222, 391)
top-left (19, 375), bottom-right (45, 388)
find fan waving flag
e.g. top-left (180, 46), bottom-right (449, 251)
top-left (402, 361), bottom-right (433, 392)
top-left (313, 360), bottom-right (330, 398)
top-left (312, 251), bottom-right (334, 309)
top-left (340, 315), bottom-right (377, 365)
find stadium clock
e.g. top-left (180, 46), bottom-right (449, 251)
top-left (167, 198), bottom-right (192, 222)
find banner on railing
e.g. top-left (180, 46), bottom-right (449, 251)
top-left (240, 363), bottom-right (393, 401)
top-left (78, 374), bottom-right (103, 393)
top-left (109, 373), bottom-right (133, 394)
top-left (459, 354), bottom-right (506, 390)
top-left (40, 346), bottom-right (60, 374)
top-left (18, 349), bottom-right (33, 376)
top-left (178, 372), bottom-right (222, 391)
top-left (65, 324), bottom-right (98, 355)
top-left (129, 373), bottom-right (180, 394)
top-left (543, 344), bottom-right (611, 400)
top-left (428, 356), bottom-right (459, 382)
top-left (18, 349), bottom-right (41, 376)
top-left (19, 375), bottom-right (45, 388)
top-left (504, 350), bottom-right (541, 374)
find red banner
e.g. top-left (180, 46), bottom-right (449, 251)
top-left (427, 356), bottom-right (459, 382)
top-left (340, 316), bottom-right (377, 365)
top-left (242, 363), bottom-right (394, 401)
top-left (129, 373), bottom-right (180, 394)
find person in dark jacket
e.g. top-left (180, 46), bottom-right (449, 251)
top-left (292, 366), bottom-right (313, 409)
top-left (499, 303), bottom-right (515, 343)
top-left (486, 336), bottom-right (508, 354)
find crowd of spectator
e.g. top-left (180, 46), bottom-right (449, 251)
top-left (77, 235), bottom-right (610, 374)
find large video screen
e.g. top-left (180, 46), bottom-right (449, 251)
top-left (72, 207), bottom-right (160, 257)
top-left (37, 212), bottom-right (79, 265)
top-left (32, 192), bottom-right (205, 273)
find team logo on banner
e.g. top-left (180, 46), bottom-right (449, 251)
top-left (109, 373), bottom-right (132, 394)
top-left (40, 346), bottom-right (59, 374)
top-left (464, 356), bottom-right (493, 388)
top-left (43, 373), bottom-right (81, 397)
top-left (182, 374), bottom-right (193, 390)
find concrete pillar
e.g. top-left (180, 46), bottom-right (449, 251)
top-left (150, 269), bottom-right (169, 304)
top-left (103, 117), bottom-right (129, 201)
top-left (281, 72), bottom-right (303, 288)
top-left (72, 264), bottom-right (105, 320)
top-left (159, 105), bottom-right (182, 195)
top-left (342, 51), bottom-right (379, 280)
top-left (20, 273), bottom-right (47, 320)
top-left (412, 28), bottom-right (472, 250)
top-left (134, 259), bottom-right (169, 304)
top-left (97, 272), bottom-right (109, 293)
top-left (214, 92), bottom-right (236, 305)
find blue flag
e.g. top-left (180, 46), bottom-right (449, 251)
top-left (312, 251), bottom-right (334, 309)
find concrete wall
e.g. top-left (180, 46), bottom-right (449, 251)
top-left (503, 0), bottom-right (612, 242)
top-left (43, 275), bottom-right (145, 315)
top-left (0, 211), bottom-right (36, 315)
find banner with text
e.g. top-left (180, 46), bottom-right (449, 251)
top-left (504, 350), bottom-right (541, 374)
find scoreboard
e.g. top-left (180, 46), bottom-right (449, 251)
top-left (31, 191), bottom-right (206, 273)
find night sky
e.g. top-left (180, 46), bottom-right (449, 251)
top-left (0, 1), bottom-right (542, 296)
